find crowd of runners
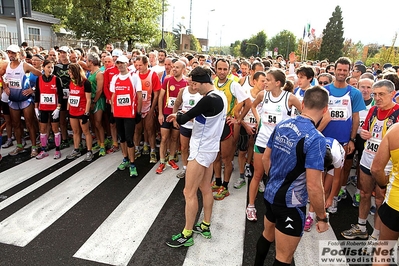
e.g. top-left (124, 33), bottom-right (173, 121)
top-left (1, 42), bottom-right (399, 265)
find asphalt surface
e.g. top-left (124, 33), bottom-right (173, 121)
top-left (0, 140), bottom-right (387, 266)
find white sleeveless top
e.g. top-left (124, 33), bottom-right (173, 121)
top-left (181, 87), bottom-right (202, 129)
top-left (255, 90), bottom-right (291, 148)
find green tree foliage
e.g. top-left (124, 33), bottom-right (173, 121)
top-left (342, 39), bottom-right (363, 62)
top-left (366, 46), bottom-right (399, 67)
top-left (267, 30), bottom-right (297, 59)
top-left (319, 5), bottom-right (345, 62)
top-left (32, 0), bottom-right (162, 47)
top-left (151, 32), bottom-right (177, 52)
top-left (190, 35), bottom-right (201, 52)
top-left (240, 31), bottom-right (267, 58)
top-left (230, 40), bottom-right (241, 57)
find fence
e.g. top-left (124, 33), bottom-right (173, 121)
top-left (0, 31), bottom-right (100, 51)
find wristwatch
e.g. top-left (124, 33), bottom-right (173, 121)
top-left (350, 138), bottom-right (356, 143)
top-left (316, 213), bottom-right (329, 223)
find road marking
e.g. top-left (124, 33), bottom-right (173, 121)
top-left (0, 146), bottom-right (74, 194)
top-left (184, 162), bottom-right (247, 266)
top-left (0, 152), bottom-right (120, 247)
top-left (73, 162), bottom-right (181, 266)
top-left (0, 149), bottom-right (82, 211)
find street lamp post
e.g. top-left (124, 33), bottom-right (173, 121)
top-left (219, 24), bottom-right (225, 55)
top-left (247, 42), bottom-right (259, 56)
top-left (206, 9), bottom-right (215, 53)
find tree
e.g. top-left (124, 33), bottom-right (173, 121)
top-left (240, 31), bottom-right (267, 58)
top-left (32, 0), bottom-right (162, 48)
top-left (319, 5), bottom-right (345, 62)
top-left (342, 39), bottom-right (363, 62)
top-left (230, 40), bottom-right (241, 57)
top-left (151, 32), bottom-right (177, 52)
top-left (190, 35), bottom-right (201, 52)
top-left (267, 30), bottom-right (297, 59)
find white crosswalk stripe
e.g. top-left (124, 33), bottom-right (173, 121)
top-left (0, 152), bottom-right (388, 266)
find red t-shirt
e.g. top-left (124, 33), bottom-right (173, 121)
top-left (161, 76), bottom-right (188, 115)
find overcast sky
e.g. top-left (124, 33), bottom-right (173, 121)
top-left (163, 0), bottom-right (398, 48)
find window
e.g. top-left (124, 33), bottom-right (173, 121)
top-left (28, 27), bottom-right (40, 41)
top-left (0, 25), bottom-right (6, 32)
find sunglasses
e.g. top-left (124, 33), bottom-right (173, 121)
top-left (319, 81), bottom-right (329, 85)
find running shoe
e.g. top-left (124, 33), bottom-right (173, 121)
top-left (362, 235), bottom-right (378, 255)
top-left (258, 181), bottom-right (265, 193)
top-left (176, 170), bottom-right (186, 179)
top-left (166, 233), bottom-right (193, 248)
top-left (193, 223), bottom-right (212, 239)
top-left (129, 165), bottom-right (138, 177)
top-left (2, 138), bottom-right (13, 148)
top-left (233, 177), bottom-right (246, 189)
top-left (304, 215), bottom-right (313, 232)
top-left (84, 151), bottom-right (94, 162)
top-left (92, 143), bottom-right (100, 151)
top-left (142, 144), bottom-right (150, 155)
top-left (173, 153), bottom-right (179, 162)
top-left (30, 148), bottom-right (39, 157)
top-left (168, 159), bottom-right (179, 170)
top-left (214, 186), bottom-right (230, 200)
top-left (156, 163), bottom-right (166, 174)
top-left (8, 146), bottom-right (24, 156)
top-left (341, 224), bottom-right (368, 239)
top-left (211, 181), bottom-right (221, 192)
top-left (104, 138), bottom-right (112, 148)
top-left (118, 159), bottom-right (129, 171)
top-left (327, 198), bottom-right (338, 214)
top-left (135, 148), bottom-right (141, 159)
top-left (337, 189), bottom-right (347, 202)
top-left (369, 205), bottom-right (376, 216)
top-left (246, 207), bottom-right (257, 221)
top-left (60, 140), bottom-right (70, 150)
top-left (244, 164), bottom-right (253, 179)
top-left (53, 150), bottom-right (61, 159)
top-left (36, 150), bottom-right (49, 159)
top-left (66, 149), bottom-right (81, 159)
top-left (99, 147), bottom-right (106, 157)
top-left (150, 152), bottom-right (157, 163)
top-left (352, 193), bottom-right (360, 207)
top-left (347, 175), bottom-right (357, 187)
top-left (107, 145), bottom-right (120, 154)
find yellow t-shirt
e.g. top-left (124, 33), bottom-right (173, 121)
top-left (386, 148), bottom-right (399, 211)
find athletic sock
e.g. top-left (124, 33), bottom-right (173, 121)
top-left (309, 211), bottom-right (315, 220)
top-left (240, 173), bottom-right (244, 179)
top-left (371, 229), bottom-right (380, 239)
top-left (254, 234), bottom-right (272, 266)
top-left (273, 259), bottom-right (291, 266)
top-left (222, 181), bottom-right (229, 190)
top-left (200, 221), bottom-right (210, 231)
top-left (54, 132), bottom-right (61, 147)
top-left (358, 217), bottom-right (367, 232)
top-left (40, 133), bottom-right (47, 148)
top-left (182, 228), bottom-right (192, 238)
top-left (215, 177), bottom-right (222, 186)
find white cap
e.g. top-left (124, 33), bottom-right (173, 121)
top-left (112, 49), bottom-right (123, 57)
top-left (6, 44), bottom-right (20, 53)
top-left (116, 55), bottom-right (129, 63)
top-left (59, 46), bottom-right (70, 53)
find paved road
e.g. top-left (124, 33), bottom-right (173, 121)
top-left (0, 140), bottom-right (386, 266)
